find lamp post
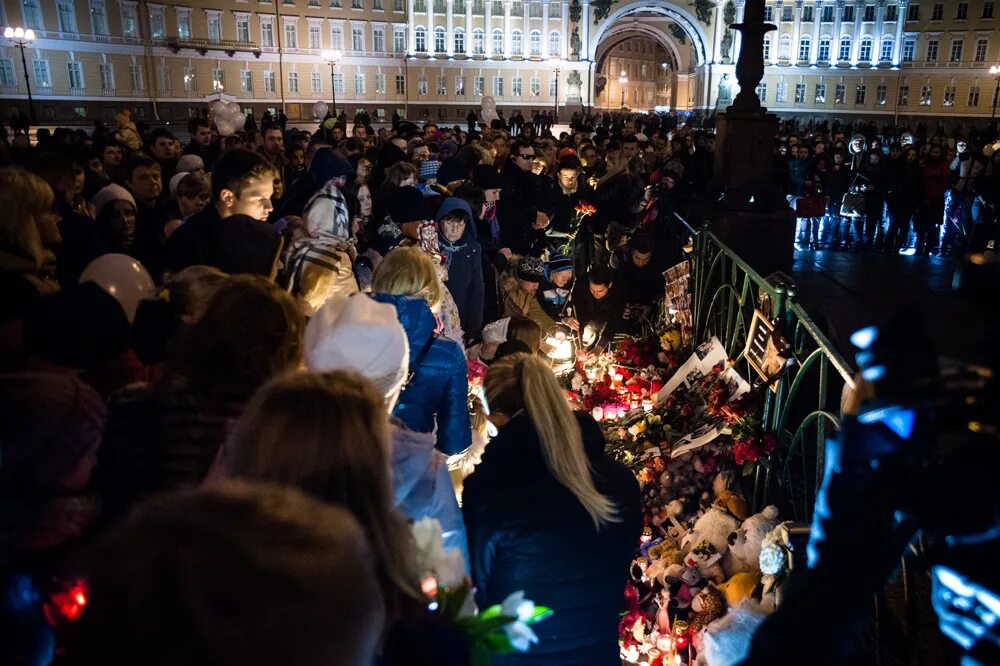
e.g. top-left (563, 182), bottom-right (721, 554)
top-left (4, 26), bottom-right (37, 124)
top-left (322, 49), bottom-right (342, 119)
top-left (619, 71), bottom-right (628, 111)
top-left (549, 58), bottom-right (561, 122)
top-left (990, 64), bottom-right (1000, 128)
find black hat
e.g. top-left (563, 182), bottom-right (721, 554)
top-left (388, 186), bottom-right (429, 225)
top-left (472, 164), bottom-right (503, 190)
top-left (437, 158), bottom-right (466, 184)
top-left (516, 256), bottom-right (545, 283)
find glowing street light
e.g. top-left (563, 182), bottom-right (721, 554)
top-left (549, 58), bottom-right (561, 122)
top-left (322, 49), bottom-right (342, 117)
top-left (4, 26), bottom-right (37, 124)
top-left (619, 71), bottom-right (628, 110)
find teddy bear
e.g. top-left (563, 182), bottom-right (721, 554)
top-left (726, 505), bottom-right (781, 575)
top-left (683, 505), bottom-right (741, 561)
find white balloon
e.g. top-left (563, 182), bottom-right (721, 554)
top-left (481, 96), bottom-right (496, 112)
top-left (232, 112), bottom-right (247, 129)
top-left (224, 101), bottom-right (241, 118)
top-left (482, 110), bottom-right (498, 124)
top-left (314, 101), bottom-right (329, 118)
top-left (216, 118), bottom-right (235, 137)
top-left (79, 253), bottom-right (156, 323)
top-left (210, 100), bottom-right (227, 117)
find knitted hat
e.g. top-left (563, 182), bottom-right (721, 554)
top-left (92, 183), bottom-right (137, 217)
top-left (169, 171), bottom-right (190, 197)
top-left (388, 186), bottom-right (430, 225)
top-left (436, 158), bottom-right (466, 185)
top-left (177, 154), bottom-right (205, 173)
top-left (304, 293), bottom-right (410, 402)
top-left (309, 148), bottom-right (355, 186)
top-left (546, 253), bottom-right (573, 275)
top-left (472, 164), bottom-right (503, 190)
top-left (516, 256), bottom-right (545, 283)
top-left (419, 159), bottom-right (442, 182)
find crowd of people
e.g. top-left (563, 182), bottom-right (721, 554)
top-left (1, 103), bottom-right (997, 665)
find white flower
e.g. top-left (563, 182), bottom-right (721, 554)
top-left (411, 518), bottom-right (466, 589)
top-left (500, 591), bottom-right (540, 652)
top-left (503, 617), bottom-right (539, 652)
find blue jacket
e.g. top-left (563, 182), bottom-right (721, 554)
top-left (371, 293), bottom-right (472, 456)
top-left (462, 411), bottom-right (641, 665)
top-left (438, 198), bottom-right (485, 337)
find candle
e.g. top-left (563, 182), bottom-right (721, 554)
top-left (591, 406), bottom-right (603, 422)
top-left (643, 399), bottom-right (653, 412)
top-left (586, 367), bottom-right (597, 381)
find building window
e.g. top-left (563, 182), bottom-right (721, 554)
top-left (121, 3), bottom-right (138, 37)
top-left (854, 84), bottom-right (866, 104)
top-left (434, 74), bottom-right (445, 94)
top-left (511, 0), bottom-right (522, 16)
top-left (985, 1), bottom-right (995, 18)
top-left (434, 0), bottom-right (445, 12)
top-left (32, 59), bottom-right (51, 88)
top-left (395, 0), bottom-right (404, 9)
top-left (920, 85), bottom-right (932, 105)
top-left (549, 31), bottom-right (560, 56)
top-left (975, 38), bottom-right (988, 62)
top-left (455, 75), bottom-right (465, 94)
top-left (474, 75), bottom-right (484, 95)
top-left (22, 0), bottom-right (44, 30)
top-left (454, 0), bottom-right (465, 12)
top-left (415, 26), bottom-right (426, 52)
top-left (241, 69), bottom-right (254, 92)
top-left (264, 70), bottom-right (276, 92)
top-left (794, 83), bottom-right (806, 103)
top-left (530, 30), bottom-right (541, 56)
top-left (798, 36), bottom-right (811, 61)
top-left (835, 83), bottom-right (846, 103)
top-left (492, 28), bottom-right (503, 55)
top-left (762, 36), bottom-right (771, 59)
top-left (183, 67), bottom-right (196, 92)
top-left (902, 37), bottom-right (915, 61)
top-left (417, 75), bottom-right (427, 94)
top-left (926, 39), bottom-right (939, 62)
top-left (333, 73), bottom-right (344, 93)
top-left (779, 34), bottom-right (791, 60)
top-left (374, 0), bottom-right (383, 8)
top-left (56, 0), bottom-right (78, 32)
top-left (943, 85), bottom-right (955, 106)
top-left (414, 0), bottom-right (425, 11)
top-left (473, 28), bottom-right (485, 54)
top-left (880, 37), bottom-right (893, 62)
top-left (353, 26), bottom-right (365, 51)
top-left (149, 5), bottom-right (165, 39)
top-left (473, 0), bottom-right (484, 13)
top-left (756, 82), bottom-right (767, 101)
top-left (311, 71), bottom-right (322, 93)
top-left (288, 71), bottom-right (299, 93)
top-left (354, 0), bottom-right (363, 7)
top-left (782, 5), bottom-right (793, 21)
top-left (815, 82), bottom-right (826, 103)
top-left (821, 5), bottom-right (834, 22)
top-left (549, 1), bottom-right (560, 17)
top-left (207, 13), bottom-right (222, 42)
top-left (530, 76), bottom-right (540, 95)
top-left (176, 10), bottom-right (191, 39)
top-left (356, 73), bottom-right (366, 94)
top-left (863, 4), bottom-right (875, 21)
top-left (968, 86), bottom-right (980, 106)
top-left (331, 26), bottom-right (344, 49)
top-left (284, 22), bottom-right (298, 48)
top-left (886, 4), bottom-right (897, 21)
top-left (394, 26), bottom-right (405, 52)
top-left (842, 4), bottom-right (854, 22)
top-left (950, 39), bottom-right (963, 62)
top-left (212, 67), bottom-right (225, 91)
top-left (493, 76), bottom-right (503, 96)
top-left (897, 85), bottom-right (908, 105)
top-left (956, 2), bottom-right (968, 19)
top-left (859, 37), bottom-right (872, 62)
top-left (434, 26), bottom-right (445, 52)
top-left (373, 26), bottom-right (385, 52)
top-left (818, 37), bottom-right (831, 61)
top-left (876, 84), bottom-right (886, 104)
top-left (512, 76), bottom-right (522, 96)
top-left (838, 36), bottom-right (851, 61)
top-left (931, 3), bottom-right (943, 20)
top-left (763, 6), bottom-right (772, 22)
top-left (99, 62), bottom-right (115, 90)
top-left (511, 30), bottom-right (522, 56)
top-left (67, 61), bottom-right (84, 89)
top-left (907, 4), bottom-right (919, 20)
top-left (775, 81), bottom-right (787, 102)
top-left (454, 28), bottom-right (464, 53)
top-left (0, 58), bottom-right (16, 86)
top-left (802, 5), bottom-right (813, 21)
top-left (375, 72), bottom-right (386, 93)
top-left (308, 24), bottom-right (321, 49)
top-left (530, 0), bottom-right (542, 17)
top-left (262, 21), bottom-right (274, 47)
top-left (237, 16), bottom-right (250, 42)
top-left (396, 74), bottom-right (405, 93)
top-left (130, 64), bottom-right (143, 91)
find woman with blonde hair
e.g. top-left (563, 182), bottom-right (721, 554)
top-left (462, 353), bottom-right (641, 665)
top-left (0, 168), bottom-right (61, 295)
top-left (372, 247), bottom-right (471, 457)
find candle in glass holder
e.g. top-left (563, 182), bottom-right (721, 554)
top-left (586, 367), bottom-right (597, 381)
top-left (642, 398), bottom-right (653, 412)
top-left (611, 372), bottom-right (624, 388)
top-left (591, 406), bottom-right (603, 422)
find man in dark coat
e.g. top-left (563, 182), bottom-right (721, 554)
top-left (572, 264), bottom-right (628, 345)
top-left (437, 198), bottom-right (485, 339)
top-left (497, 140), bottom-right (548, 256)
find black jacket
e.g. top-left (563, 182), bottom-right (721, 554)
top-left (462, 411), bottom-right (640, 665)
top-left (497, 161), bottom-right (542, 255)
top-left (164, 205), bottom-right (283, 277)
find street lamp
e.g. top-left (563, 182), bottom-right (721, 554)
top-left (322, 49), bottom-right (342, 119)
top-left (549, 58), bottom-right (561, 123)
top-left (4, 26), bottom-right (37, 124)
top-left (990, 64), bottom-right (1000, 127)
top-left (619, 71), bottom-right (628, 111)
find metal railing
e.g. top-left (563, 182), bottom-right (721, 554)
top-left (686, 220), bottom-right (856, 522)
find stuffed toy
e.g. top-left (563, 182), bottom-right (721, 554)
top-left (759, 521), bottom-right (796, 607)
top-left (726, 505), bottom-right (780, 575)
top-left (683, 505), bottom-right (741, 556)
top-left (712, 490), bottom-right (749, 521)
top-left (684, 539), bottom-right (726, 583)
top-left (699, 599), bottom-right (771, 666)
top-left (717, 572), bottom-right (760, 606)
top-left (689, 584), bottom-right (727, 651)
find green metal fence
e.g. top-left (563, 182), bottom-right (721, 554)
top-left (685, 219), bottom-right (856, 521)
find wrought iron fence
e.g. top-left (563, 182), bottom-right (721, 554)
top-left (684, 218), bottom-right (856, 522)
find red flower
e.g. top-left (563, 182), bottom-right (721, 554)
top-left (575, 202), bottom-right (597, 217)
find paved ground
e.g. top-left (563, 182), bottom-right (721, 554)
top-left (791, 249), bottom-right (994, 367)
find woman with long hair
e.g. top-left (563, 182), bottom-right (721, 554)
top-left (0, 168), bottom-right (61, 295)
top-left (463, 353), bottom-right (641, 665)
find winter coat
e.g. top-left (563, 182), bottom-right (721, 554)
top-left (389, 419), bottom-right (469, 568)
top-left (500, 272), bottom-right (556, 333)
top-left (437, 198), bottom-right (485, 337)
top-left (497, 161), bottom-right (543, 255)
top-left (572, 279), bottom-right (629, 343)
top-left (462, 411), bottom-right (641, 666)
top-left (164, 205), bottom-right (284, 278)
top-left (371, 293), bottom-right (471, 456)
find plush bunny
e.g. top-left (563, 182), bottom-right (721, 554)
top-left (726, 505), bottom-right (781, 575)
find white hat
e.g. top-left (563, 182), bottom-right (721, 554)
top-left (92, 184), bottom-right (137, 217)
top-left (304, 293), bottom-right (410, 404)
top-left (177, 154), bottom-right (205, 174)
top-left (169, 171), bottom-right (190, 197)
